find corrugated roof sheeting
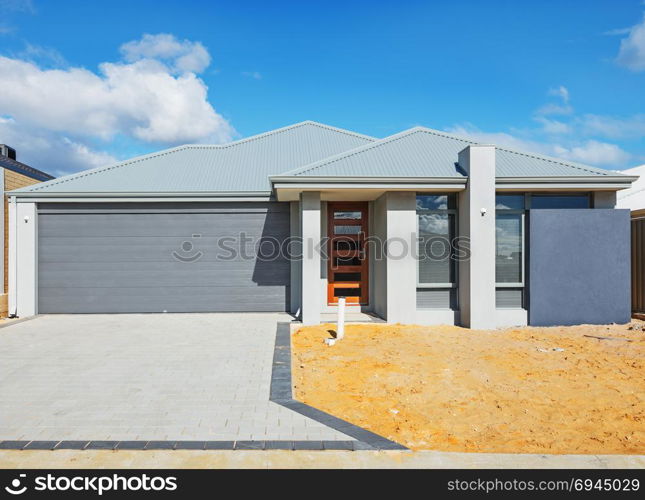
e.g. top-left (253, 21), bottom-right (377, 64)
top-left (17, 122), bottom-right (374, 193)
top-left (495, 148), bottom-right (612, 177)
top-left (288, 129), bottom-right (472, 178)
top-left (288, 127), bottom-right (617, 179)
top-left (12, 121), bottom-right (627, 196)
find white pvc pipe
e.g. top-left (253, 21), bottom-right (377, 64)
top-left (336, 297), bottom-right (346, 340)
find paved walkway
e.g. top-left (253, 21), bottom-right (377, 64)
top-left (0, 314), bottom-right (353, 442)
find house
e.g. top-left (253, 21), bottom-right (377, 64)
top-left (0, 145), bottom-right (54, 317)
top-left (617, 164), bottom-right (645, 317)
top-left (7, 122), bottom-right (636, 328)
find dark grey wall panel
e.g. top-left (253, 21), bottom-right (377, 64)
top-left (38, 202), bottom-right (290, 313)
top-left (529, 209), bottom-right (630, 326)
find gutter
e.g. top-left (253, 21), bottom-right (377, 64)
top-left (10, 191), bottom-right (275, 202)
top-left (269, 175), bottom-right (467, 184)
top-left (496, 175), bottom-right (638, 185)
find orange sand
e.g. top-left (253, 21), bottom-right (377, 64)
top-left (292, 322), bottom-right (645, 454)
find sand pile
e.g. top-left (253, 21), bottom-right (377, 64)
top-left (292, 322), bottom-right (645, 454)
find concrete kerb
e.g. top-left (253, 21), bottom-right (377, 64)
top-left (273, 322), bottom-right (408, 451)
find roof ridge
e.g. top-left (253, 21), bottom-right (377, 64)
top-left (19, 121), bottom-right (375, 193)
top-left (185, 121), bottom-right (375, 151)
top-left (279, 126), bottom-right (474, 177)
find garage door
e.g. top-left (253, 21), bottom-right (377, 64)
top-left (37, 202), bottom-right (291, 313)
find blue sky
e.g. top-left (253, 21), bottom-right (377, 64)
top-left (0, 0), bottom-right (644, 176)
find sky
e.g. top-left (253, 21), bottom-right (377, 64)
top-left (0, 0), bottom-right (644, 177)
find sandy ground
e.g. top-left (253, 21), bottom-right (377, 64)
top-left (292, 322), bottom-right (645, 454)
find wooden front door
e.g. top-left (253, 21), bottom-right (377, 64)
top-left (327, 202), bottom-right (369, 305)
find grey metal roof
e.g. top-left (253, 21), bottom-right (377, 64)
top-left (11, 121), bottom-right (629, 197)
top-left (495, 147), bottom-right (615, 177)
top-left (280, 128), bottom-right (470, 178)
top-left (282, 127), bottom-right (619, 179)
top-left (13, 121), bottom-right (374, 194)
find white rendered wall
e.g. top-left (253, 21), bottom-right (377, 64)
top-left (594, 191), bottom-right (617, 209)
top-left (458, 145), bottom-right (497, 329)
top-left (9, 201), bottom-right (37, 317)
top-left (385, 192), bottom-right (417, 323)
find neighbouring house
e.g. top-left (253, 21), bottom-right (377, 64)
top-left (0, 145), bottom-right (54, 317)
top-left (617, 164), bottom-right (645, 317)
top-left (7, 122), bottom-right (637, 328)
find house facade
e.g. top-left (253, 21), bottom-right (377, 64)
top-left (8, 122), bottom-right (636, 328)
top-left (0, 145), bottom-right (54, 317)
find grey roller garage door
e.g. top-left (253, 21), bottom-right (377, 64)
top-left (37, 202), bottom-right (290, 313)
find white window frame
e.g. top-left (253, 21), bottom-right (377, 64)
top-left (416, 194), bottom-right (458, 290)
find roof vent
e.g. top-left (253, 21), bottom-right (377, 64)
top-left (0, 144), bottom-right (17, 160)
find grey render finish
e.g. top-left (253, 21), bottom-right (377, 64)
top-left (37, 202), bottom-right (290, 313)
top-left (528, 209), bottom-right (631, 326)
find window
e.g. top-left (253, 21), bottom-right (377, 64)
top-left (495, 195), bottom-right (525, 308)
top-left (530, 194), bottom-right (590, 209)
top-left (417, 194), bottom-right (458, 309)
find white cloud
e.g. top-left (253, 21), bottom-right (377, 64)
top-left (120, 33), bottom-right (211, 74)
top-left (548, 85), bottom-right (570, 103)
top-left (0, 118), bottom-right (116, 176)
top-left (242, 71), bottom-right (262, 80)
top-left (536, 85), bottom-right (573, 116)
top-left (553, 141), bottom-right (632, 166)
top-left (0, 34), bottom-right (234, 145)
top-left (446, 124), bottom-right (632, 168)
top-left (534, 116), bottom-right (572, 135)
top-left (536, 103), bottom-right (574, 116)
top-left (0, 33), bottom-right (234, 175)
top-left (578, 113), bottom-right (645, 139)
top-left (15, 42), bottom-right (67, 67)
top-left (604, 27), bottom-right (632, 36)
top-left (615, 13), bottom-right (645, 71)
top-left (0, 0), bottom-right (35, 13)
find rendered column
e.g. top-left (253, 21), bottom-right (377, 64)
top-left (300, 192), bottom-right (321, 325)
top-left (10, 201), bottom-right (37, 317)
top-left (458, 145), bottom-right (496, 329)
top-left (385, 192), bottom-right (417, 323)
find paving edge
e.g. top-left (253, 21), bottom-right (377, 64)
top-left (0, 440), bottom-right (360, 451)
top-left (270, 322), bottom-right (407, 451)
top-left (0, 315), bottom-right (39, 330)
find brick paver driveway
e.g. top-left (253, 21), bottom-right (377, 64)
top-left (0, 314), bottom-right (353, 442)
